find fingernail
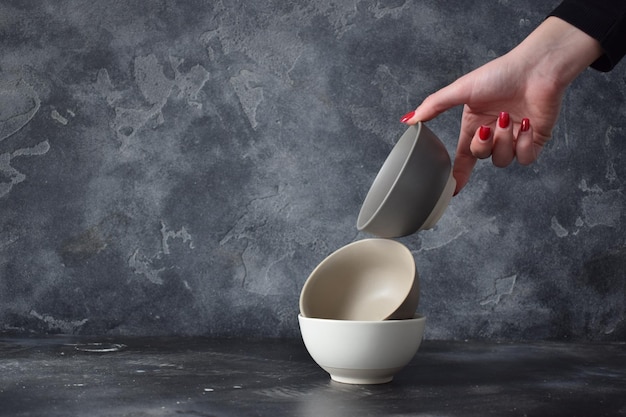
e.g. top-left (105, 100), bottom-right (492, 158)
top-left (521, 118), bottom-right (530, 132)
top-left (498, 112), bottom-right (510, 128)
top-left (400, 110), bottom-right (415, 124)
top-left (479, 125), bottom-right (491, 141)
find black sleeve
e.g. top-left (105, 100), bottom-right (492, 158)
top-left (550, 0), bottom-right (626, 71)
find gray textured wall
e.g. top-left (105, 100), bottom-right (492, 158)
top-left (1, 0), bottom-right (624, 341)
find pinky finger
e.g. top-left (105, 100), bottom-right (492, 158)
top-left (515, 118), bottom-right (536, 166)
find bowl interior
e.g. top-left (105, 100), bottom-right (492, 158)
top-left (419, 171), bottom-right (456, 230)
top-left (299, 239), bottom-right (415, 321)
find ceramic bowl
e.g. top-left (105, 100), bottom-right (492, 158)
top-left (298, 314), bottom-right (426, 384)
top-left (299, 238), bottom-right (419, 321)
top-left (357, 122), bottom-right (455, 238)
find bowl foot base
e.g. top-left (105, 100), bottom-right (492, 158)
top-left (330, 375), bottom-right (393, 384)
top-left (324, 366), bottom-right (403, 385)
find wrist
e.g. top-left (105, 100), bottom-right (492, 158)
top-left (511, 17), bottom-right (603, 89)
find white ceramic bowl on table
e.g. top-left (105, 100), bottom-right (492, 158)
top-left (298, 314), bottom-right (426, 384)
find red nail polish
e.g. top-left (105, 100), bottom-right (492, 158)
top-left (479, 125), bottom-right (491, 140)
top-left (521, 118), bottom-right (530, 132)
top-left (498, 112), bottom-right (510, 128)
top-left (400, 111), bottom-right (415, 124)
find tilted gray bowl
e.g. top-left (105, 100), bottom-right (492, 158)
top-left (357, 122), bottom-right (454, 238)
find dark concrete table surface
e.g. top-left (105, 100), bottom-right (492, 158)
top-left (1, 334), bottom-right (624, 417)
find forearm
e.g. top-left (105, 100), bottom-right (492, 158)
top-left (550, 0), bottom-right (626, 71)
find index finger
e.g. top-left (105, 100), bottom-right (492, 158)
top-left (409, 77), bottom-right (472, 123)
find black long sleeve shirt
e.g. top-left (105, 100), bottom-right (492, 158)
top-left (550, 0), bottom-right (626, 71)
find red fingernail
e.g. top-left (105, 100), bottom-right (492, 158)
top-left (498, 112), bottom-right (510, 128)
top-left (521, 118), bottom-right (530, 132)
top-left (479, 125), bottom-right (491, 140)
top-left (400, 110), bottom-right (415, 124)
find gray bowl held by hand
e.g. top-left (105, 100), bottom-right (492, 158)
top-left (357, 122), bottom-right (455, 238)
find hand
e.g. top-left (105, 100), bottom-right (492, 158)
top-left (401, 17), bottom-right (603, 194)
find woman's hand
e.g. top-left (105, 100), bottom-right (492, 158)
top-left (401, 17), bottom-right (603, 194)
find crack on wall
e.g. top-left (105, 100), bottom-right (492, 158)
top-left (0, 75), bottom-right (48, 198)
top-left (0, 77), bottom-right (41, 142)
top-left (229, 69), bottom-right (264, 130)
top-left (219, 189), bottom-right (281, 246)
top-left (94, 54), bottom-right (210, 149)
top-left (128, 248), bottom-right (166, 285)
top-left (550, 216), bottom-right (569, 238)
top-left (128, 221), bottom-right (195, 285)
top-left (239, 240), bottom-right (250, 289)
top-left (160, 220), bottom-right (194, 255)
top-left (0, 140), bottom-right (50, 198)
top-left (29, 310), bottom-right (89, 333)
top-left (480, 274), bottom-right (517, 306)
top-left (51, 108), bottom-right (71, 125)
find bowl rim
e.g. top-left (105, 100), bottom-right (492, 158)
top-left (356, 123), bottom-right (423, 231)
top-left (299, 238), bottom-right (416, 320)
top-left (297, 313), bottom-right (425, 324)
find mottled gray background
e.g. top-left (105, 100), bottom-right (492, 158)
top-left (0, 0), bottom-right (624, 341)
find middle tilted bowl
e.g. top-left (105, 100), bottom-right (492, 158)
top-left (299, 238), bottom-right (419, 321)
top-left (357, 122), bottom-right (455, 238)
